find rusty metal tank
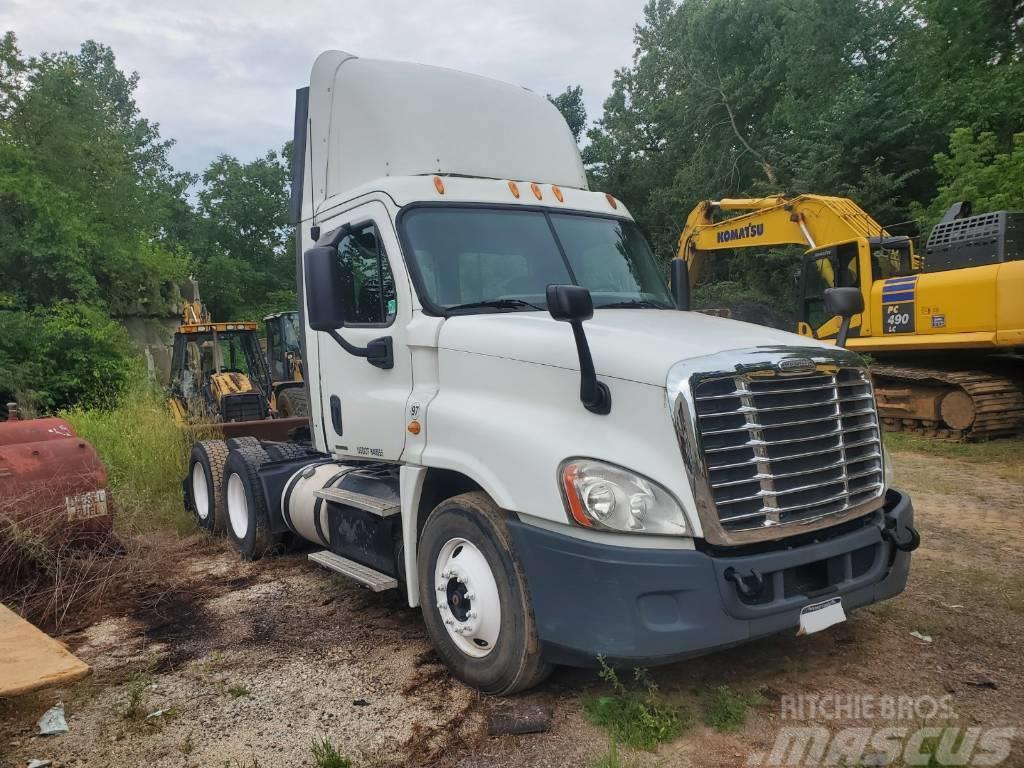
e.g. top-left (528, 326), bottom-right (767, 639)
top-left (0, 417), bottom-right (112, 539)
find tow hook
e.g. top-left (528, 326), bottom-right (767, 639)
top-left (882, 518), bottom-right (921, 552)
top-left (724, 567), bottom-right (766, 599)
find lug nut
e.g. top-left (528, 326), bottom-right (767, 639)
top-left (465, 592), bottom-right (476, 600)
top-left (468, 610), bottom-right (478, 619)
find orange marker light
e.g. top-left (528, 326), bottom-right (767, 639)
top-left (530, 182), bottom-right (543, 200)
top-left (407, 420), bottom-right (421, 435)
top-left (433, 176), bottom-right (445, 195)
top-left (561, 464), bottom-right (593, 528)
top-left (552, 185), bottom-right (564, 203)
top-left (605, 193), bottom-right (618, 209)
top-left (508, 180), bottom-right (520, 198)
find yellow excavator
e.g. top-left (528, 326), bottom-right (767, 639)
top-left (676, 194), bottom-right (1024, 440)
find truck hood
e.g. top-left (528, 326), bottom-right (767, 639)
top-left (437, 310), bottom-right (835, 387)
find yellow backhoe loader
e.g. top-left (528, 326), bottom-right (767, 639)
top-left (676, 195), bottom-right (1024, 439)
top-left (167, 299), bottom-right (308, 441)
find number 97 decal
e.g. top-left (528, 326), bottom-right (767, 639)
top-left (884, 302), bottom-right (915, 334)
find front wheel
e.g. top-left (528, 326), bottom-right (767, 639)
top-left (417, 492), bottom-right (551, 695)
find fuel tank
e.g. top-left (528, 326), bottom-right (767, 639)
top-left (0, 418), bottom-right (112, 539)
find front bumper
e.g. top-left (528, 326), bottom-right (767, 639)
top-left (507, 488), bottom-right (914, 667)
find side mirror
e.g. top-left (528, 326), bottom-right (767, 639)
top-left (546, 285), bottom-right (610, 415)
top-left (304, 245), bottom-right (346, 331)
top-left (670, 260), bottom-right (690, 311)
top-left (824, 287), bottom-right (864, 348)
top-left (547, 283), bottom-right (594, 322)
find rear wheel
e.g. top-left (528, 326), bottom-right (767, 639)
top-left (223, 446), bottom-right (280, 560)
top-left (277, 389), bottom-right (308, 418)
top-left (417, 492), bottom-right (551, 694)
top-left (187, 440), bottom-right (228, 533)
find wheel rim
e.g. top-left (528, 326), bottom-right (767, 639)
top-left (191, 462), bottom-right (210, 521)
top-left (227, 473), bottom-right (249, 539)
top-left (433, 537), bottom-right (501, 658)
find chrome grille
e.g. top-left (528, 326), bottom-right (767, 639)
top-left (693, 366), bottom-right (883, 534)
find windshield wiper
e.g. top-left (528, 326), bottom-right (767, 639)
top-left (445, 298), bottom-right (546, 315)
top-left (595, 299), bottom-right (671, 309)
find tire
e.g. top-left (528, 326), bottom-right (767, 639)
top-left (263, 442), bottom-right (311, 462)
top-left (187, 440), bottom-right (229, 533)
top-left (226, 436), bottom-right (262, 452)
top-left (223, 446), bottom-right (280, 560)
top-left (277, 389), bottom-right (309, 418)
top-left (417, 492), bottom-right (551, 695)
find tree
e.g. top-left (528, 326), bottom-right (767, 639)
top-left (0, 35), bottom-right (191, 314)
top-left (915, 129), bottom-right (1024, 233)
top-left (190, 146), bottom-right (294, 320)
top-left (548, 85), bottom-right (587, 143)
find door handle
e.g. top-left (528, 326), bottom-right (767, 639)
top-left (330, 395), bottom-right (342, 435)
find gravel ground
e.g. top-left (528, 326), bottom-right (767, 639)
top-left (2, 443), bottom-right (1023, 767)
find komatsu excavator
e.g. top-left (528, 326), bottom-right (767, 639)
top-left (676, 195), bottom-right (1024, 439)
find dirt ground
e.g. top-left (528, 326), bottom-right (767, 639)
top-left (2, 441), bottom-right (1023, 768)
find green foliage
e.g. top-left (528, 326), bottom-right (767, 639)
top-left (915, 129), bottom-right (1024, 233)
top-left (310, 737), bottom-right (352, 768)
top-left (63, 374), bottom-right (195, 534)
top-left (586, 0), bottom-right (1024, 305)
top-left (227, 684), bottom-right (250, 698)
top-left (0, 303), bottom-right (137, 414)
top-left (584, 659), bottom-right (689, 751)
top-left (190, 148), bottom-right (295, 321)
top-left (0, 35), bottom-right (191, 314)
top-left (548, 85), bottom-right (587, 143)
top-left (702, 685), bottom-right (765, 732)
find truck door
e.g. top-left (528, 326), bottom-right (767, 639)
top-left (309, 201), bottom-right (412, 461)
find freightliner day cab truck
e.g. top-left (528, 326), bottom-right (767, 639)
top-left (184, 51), bottom-right (920, 694)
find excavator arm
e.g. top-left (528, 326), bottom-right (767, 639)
top-left (675, 194), bottom-right (898, 289)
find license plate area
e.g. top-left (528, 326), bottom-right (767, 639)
top-left (798, 596), bottom-right (846, 636)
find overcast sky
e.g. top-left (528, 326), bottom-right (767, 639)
top-left (5, 0), bottom-right (647, 174)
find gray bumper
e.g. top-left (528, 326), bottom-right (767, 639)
top-left (506, 488), bottom-right (914, 667)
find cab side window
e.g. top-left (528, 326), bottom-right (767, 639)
top-left (336, 223), bottom-right (397, 325)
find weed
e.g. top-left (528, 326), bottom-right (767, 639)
top-left (702, 685), bottom-right (765, 732)
top-left (227, 684), bottom-right (250, 698)
top-left (64, 377), bottom-right (197, 534)
top-left (123, 672), bottom-right (151, 721)
top-left (590, 736), bottom-right (639, 768)
top-left (180, 733), bottom-right (195, 756)
top-left (311, 737), bottom-right (352, 768)
top-left (583, 658), bottom-right (689, 751)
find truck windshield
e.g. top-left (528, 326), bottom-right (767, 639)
top-left (400, 207), bottom-right (673, 313)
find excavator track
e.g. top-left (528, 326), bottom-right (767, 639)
top-left (870, 364), bottom-right (1024, 441)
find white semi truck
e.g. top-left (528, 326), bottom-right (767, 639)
top-left (185, 51), bottom-right (919, 695)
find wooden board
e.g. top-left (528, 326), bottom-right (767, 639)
top-left (0, 604), bottom-right (90, 697)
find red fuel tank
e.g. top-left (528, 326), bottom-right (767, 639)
top-left (0, 420), bottom-right (112, 539)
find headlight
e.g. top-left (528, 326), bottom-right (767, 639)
top-left (882, 444), bottom-right (895, 486)
top-left (559, 459), bottom-right (688, 535)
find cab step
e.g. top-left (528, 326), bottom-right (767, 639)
top-left (314, 486), bottom-right (400, 517)
top-left (308, 550), bottom-right (397, 592)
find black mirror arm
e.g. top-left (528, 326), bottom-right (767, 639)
top-left (327, 331), bottom-right (394, 370)
top-left (835, 316), bottom-right (852, 348)
top-left (569, 322), bottom-right (611, 415)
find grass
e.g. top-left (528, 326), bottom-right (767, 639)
top-left (583, 659), bottom-right (690, 751)
top-left (702, 685), bottom-right (765, 733)
top-left (123, 671), bottom-right (152, 721)
top-left (884, 432), bottom-right (1024, 465)
top-left (227, 684), bottom-right (250, 698)
top-left (311, 737), bottom-right (352, 768)
top-left (64, 378), bottom-right (198, 534)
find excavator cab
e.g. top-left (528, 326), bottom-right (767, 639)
top-left (799, 236), bottom-right (917, 340)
